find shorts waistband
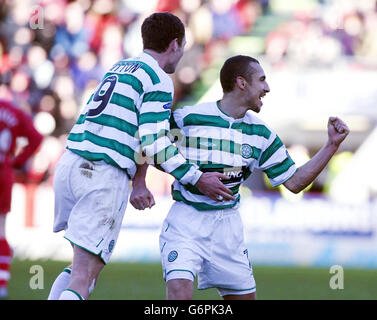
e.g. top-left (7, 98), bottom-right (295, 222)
top-left (175, 201), bottom-right (239, 216)
top-left (66, 149), bottom-right (132, 179)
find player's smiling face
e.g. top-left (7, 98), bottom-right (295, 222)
top-left (244, 62), bottom-right (270, 113)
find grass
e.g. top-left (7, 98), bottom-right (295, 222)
top-left (6, 259), bottom-right (377, 300)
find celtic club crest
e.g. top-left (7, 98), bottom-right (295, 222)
top-left (241, 144), bottom-right (253, 159)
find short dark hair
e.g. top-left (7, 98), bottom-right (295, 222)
top-left (141, 12), bottom-right (185, 53)
top-left (220, 55), bottom-right (260, 93)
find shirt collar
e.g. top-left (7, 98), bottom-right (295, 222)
top-left (139, 51), bottom-right (160, 69)
top-left (215, 100), bottom-right (244, 123)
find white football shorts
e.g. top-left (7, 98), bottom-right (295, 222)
top-left (159, 201), bottom-right (256, 296)
top-left (53, 150), bottom-right (130, 264)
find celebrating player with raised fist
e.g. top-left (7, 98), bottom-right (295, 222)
top-left (48, 12), bottom-right (233, 301)
top-left (133, 55), bottom-right (350, 300)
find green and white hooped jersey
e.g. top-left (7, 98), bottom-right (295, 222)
top-left (170, 101), bottom-right (297, 211)
top-left (66, 52), bottom-right (202, 185)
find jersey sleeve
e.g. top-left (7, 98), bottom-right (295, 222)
top-left (137, 81), bottom-right (202, 186)
top-left (256, 131), bottom-right (297, 187)
top-left (167, 107), bottom-right (184, 143)
top-left (12, 111), bottom-right (43, 168)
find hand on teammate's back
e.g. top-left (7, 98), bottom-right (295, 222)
top-left (195, 172), bottom-right (235, 202)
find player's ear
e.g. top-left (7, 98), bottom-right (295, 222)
top-left (236, 76), bottom-right (246, 90)
top-left (168, 38), bottom-right (179, 52)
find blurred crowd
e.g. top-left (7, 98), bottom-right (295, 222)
top-left (0, 0), bottom-right (376, 195)
top-left (264, 0), bottom-right (377, 68)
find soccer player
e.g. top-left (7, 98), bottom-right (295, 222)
top-left (153, 55), bottom-right (349, 300)
top-left (49, 12), bottom-right (233, 300)
top-left (0, 100), bottom-right (43, 299)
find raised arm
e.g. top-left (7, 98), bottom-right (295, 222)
top-left (283, 117), bottom-right (349, 193)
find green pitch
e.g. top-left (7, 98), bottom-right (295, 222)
top-left (6, 259), bottom-right (376, 300)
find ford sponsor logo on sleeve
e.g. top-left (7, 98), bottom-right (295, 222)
top-left (163, 102), bottom-right (172, 110)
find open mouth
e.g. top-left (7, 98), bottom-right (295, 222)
top-left (258, 93), bottom-right (266, 105)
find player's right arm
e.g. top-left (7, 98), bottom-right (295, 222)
top-left (283, 117), bottom-right (349, 193)
top-left (137, 92), bottom-right (234, 202)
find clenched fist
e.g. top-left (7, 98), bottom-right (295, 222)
top-left (130, 184), bottom-right (155, 210)
top-left (328, 117), bottom-right (350, 147)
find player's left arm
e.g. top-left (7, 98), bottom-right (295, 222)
top-left (12, 111), bottom-right (43, 169)
top-left (130, 163), bottom-right (155, 210)
top-left (283, 117), bottom-right (349, 193)
top-left (130, 107), bottom-right (183, 210)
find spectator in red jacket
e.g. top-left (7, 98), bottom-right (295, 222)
top-left (0, 100), bottom-right (43, 299)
